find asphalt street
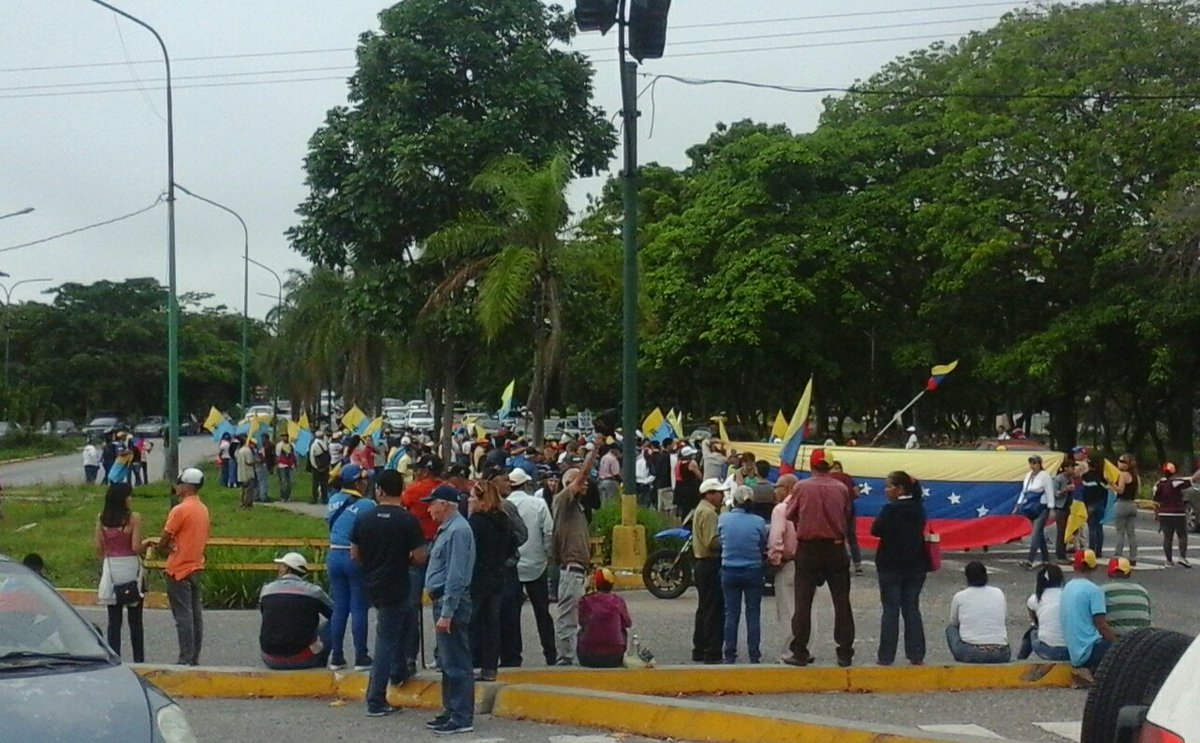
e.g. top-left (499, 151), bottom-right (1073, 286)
top-left (0, 434), bottom-right (213, 487)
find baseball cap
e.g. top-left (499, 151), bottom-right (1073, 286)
top-left (680, 445), bottom-right (697, 457)
top-left (400, 435), bottom-right (411, 446)
top-left (338, 463), bottom-right (368, 484)
top-left (809, 448), bottom-right (832, 470)
top-left (1028, 455), bottom-right (1043, 464)
top-left (1107, 556), bottom-right (1132, 578)
top-left (445, 463), bottom-right (470, 479)
top-left (1074, 549), bottom-right (1098, 570)
top-left (273, 552), bottom-right (308, 575)
top-left (177, 467), bottom-right (205, 486)
top-left (699, 477), bottom-right (729, 494)
top-left (508, 468), bottom-right (532, 486)
top-left (1162, 462), bottom-right (1177, 475)
top-left (905, 426), bottom-right (916, 433)
top-left (593, 567), bottom-right (614, 590)
top-left (420, 484), bottom-right (462, 504)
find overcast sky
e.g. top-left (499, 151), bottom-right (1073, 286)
top-left (1, 0), bottom-right (1041, 319)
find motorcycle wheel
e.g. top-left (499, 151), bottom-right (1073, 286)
top-left (642, 548), bottom-right (692, 599)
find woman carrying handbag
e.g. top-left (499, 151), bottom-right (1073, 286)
top-left (95, 482), bottom-right (147, 662)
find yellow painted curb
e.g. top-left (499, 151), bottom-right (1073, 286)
top-left (495, 661), bottom-right (1073, 695)
top-left (60, 588), bottom-right (170, 610)
top-left (493, 684), bottom-right (961, 743)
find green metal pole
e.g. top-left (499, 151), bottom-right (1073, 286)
top-left (618, 8), bottom-right (639, 489)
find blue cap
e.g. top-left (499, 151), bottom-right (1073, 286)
top-left (339, 463), bottom-right (368, 484)
top-left (420, 484), bottom-right (461, 504)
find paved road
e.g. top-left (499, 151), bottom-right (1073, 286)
top-left (0, 435), bottom-right (213, 487)
top-left (180, 699), bottom-right (671, 743)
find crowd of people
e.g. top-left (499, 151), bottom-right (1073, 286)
top-left (81, 430), bottom-right (154, 486)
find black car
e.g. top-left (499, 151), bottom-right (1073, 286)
top-left (82, 415), bottom-right (125, 439)
top-left (0, 555), bottom-right (197, 741)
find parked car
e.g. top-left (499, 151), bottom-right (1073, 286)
top-left (81, 415), bottom-right (124, 439)
top-left (407, 409), bottom-right (435, 430)
top-left (383, 407), bottom-right (408, 430)
top-left (1082, 627), bottom-right (1198, 742)
top-left (241, 405), bottom-right (275, 423)
top-left (0, 554), bottom-right (197, 741)
top-left (133, 416), bottom-right (167, 437)
top-left (0, 421), bottom-right (23, 438)
top-left (405, 399), bottom-right (427, 412)
top-left (38, 420), bottom-right (79, 438)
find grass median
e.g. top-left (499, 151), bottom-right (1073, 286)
top-left (0, 464), bottom-right (328, 607)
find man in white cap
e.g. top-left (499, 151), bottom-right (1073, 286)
top-left (506, 466), bottom-right (557, 665)
top-left (905, 426), bottom-right (919, 450)
top-left (258, 552), bottom-right (333, 670)
top-left (147, 467), bottom-right (210, 666)
top-left (691, 477), bottom-right (728, 663)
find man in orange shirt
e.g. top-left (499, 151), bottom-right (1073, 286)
top-left (400, 453), bottom-right (444, 673)
top-left (149, 467), bottom-right (211, 665)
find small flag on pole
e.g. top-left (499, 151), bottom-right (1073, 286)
top-left (498, 380), bottom-right (516, 420)
top-left (341, 405), bottom-right (366, 431)
top-left (770, 410), bottom-right (789, 441)
top-left (925, 360), bottom-right (959, 391)
top-left (778, 376), bottom-right (814, 474)
top-left (641, 408), bottom-right (665, 438)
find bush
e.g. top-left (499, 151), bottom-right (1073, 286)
top-left (588, 498), bottom-right (670, 561)
top-left (0, 430), bottom-right (73, 455)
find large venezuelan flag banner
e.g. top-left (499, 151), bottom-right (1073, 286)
top-left (729, 442), bottom-right (1065, 551)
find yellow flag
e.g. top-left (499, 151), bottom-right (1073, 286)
top-left (202, 406), bottom-right (224, 432)
top-left (249, 416), bottom-right (261, 437)
top-left (711, 416), bottom-right (730, 442)
top-left (297, 412), bottom-right (310, 431)
top-left (341, 405), bottom-right (366, 430)
top-left (287, 419), bottom-right (301, 440)
top-left (771, 410), bottom-right (789, 440)
top-left (363, 417), bottom-right (384, 436)
top-left (667, 409), bottom-right (684, 438)
top-left (1103, 459), bottom-right (1121, 490)
top-left (1064, 501), bottom-right (1089, 542)
top-left (641, 408), bottom-right (665, 437)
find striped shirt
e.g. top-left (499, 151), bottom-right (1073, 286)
top-left (1103, 581), bottom-right (1151, 636)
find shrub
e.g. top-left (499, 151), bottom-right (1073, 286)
top-left (588, 499), bottom-right (670, 561)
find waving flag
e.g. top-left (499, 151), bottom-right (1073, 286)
top-left (202, 407), bottom-right (224, 432)
top-left (778, 376), bottom-right (813, 474)
top-left (642, 408), bottom-right (665, 438)
top-left (651, 419), bottom-right (675, 443)
top-left (297, 412), bottom-right (311, 431)
top-left (730, 440), bottom-right (1064, 551)
top-left (294, 428), bottom-right (314, 457)
top-left (667, 409), bottom-right (684, 439)
top-left (925, 360), bottom-right (959, 391)
top-left (341, 405), bottom-right (366, 431)
top-left (287, 419), bottom-right (301, 441)
top-left (770, 410), bottom-right (789, 441)
top-left (712, 416), bottom-right (730, 442)
top-left (498, 379), bottom-right (516, 419)
top-left (210, 419), bottom-right (235, 443)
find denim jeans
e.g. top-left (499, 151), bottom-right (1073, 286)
top-left (1017, 626), bottom-right (1070, 662)
top-left (1086, 502), bottom-right (1106, 556)
top-left (403, 557), bottom-right (429, 668)
top-left (326, 550), bottom-right (369, 663)
top-left (720, 565), bottom-right (764, 662)
top-left (166, 571), bottom-right (203, 665)
top-left (1080, 638), bottom-right (1112, 671)
top-left (1112, 500), bottom-right (1138, 560)
top-left (1027, 508), bottom-right (1051, 563)
top-left (434, 598), bottom-right (474, 726)
top-left (277, 467), bottom-right (294, 502)
top-left (945, 625), bottom-right (1010, 663)
top-left (877, 569), bottom-right (926, 664)
top-left (367, 604), bottom-right (411, 710)
top-left (255, 463), bottom-right (270, 502)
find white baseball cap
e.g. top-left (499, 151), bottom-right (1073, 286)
top-left (273, 552), bottom-right (308, 575)
top-left (680, 445), bottom-right (697, 457)
top-left (178, 467), bottom-right (205, 486)
top-left (508, 468), bottom-right (532, 486)
top-left (700, 478), bottom-right (730, 494)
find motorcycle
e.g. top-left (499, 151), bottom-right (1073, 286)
top-left (642, 512), bottom-right (694, 599)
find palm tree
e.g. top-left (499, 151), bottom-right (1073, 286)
top-left (424, 154), bottom-right (613, 444)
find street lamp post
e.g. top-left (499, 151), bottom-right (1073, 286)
top-left (174, 184), bottom-right (250, 411)
top-left (0, 207), bottom-right (35, 221)
top-left (248, 256), bottom-right (283, 418)
top-left (90, 0), bottom-right (180, 482)
top-left (0, 277), bottom-right (51, 389)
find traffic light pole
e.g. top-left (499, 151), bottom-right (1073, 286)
top-left (618, 12), bottom-right (639, 492)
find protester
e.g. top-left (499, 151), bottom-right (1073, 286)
top-left (308, 430), bottom-right (332, 504)
top-left (1060, 549), bottom-right (1117, 686)
top-left (1102, 557), bottom-right (1151, 637)
top-left (325, 463), bottom-right (376, 671)
top-left (551, 436), bottom-right (601, 666)
top-left (829, 461), bottom-right (863, 576)
top-left (490, 466), bottom-right (528, 669)
top-left (258, 552), bottom-right (333, 670)
top-left (1079, 461), bottom-right (1109, 557)
top-left (506, 467), bottom-right (557, 666)
top-left (578, 568), bottom-right (633, 668)
top-left (785, 448), bottom-right (855, 667)
top-left (1051, 461), bottom-right (1076, 563)
top-left (946, 561), bottom-right (1010, 663)
top-left (218, 432), bottom-right (234, 488)
top-left (674, 446), bottom-right (702, 518)
top-left (718, 485), bottom-right (768, 664)
top-left (83, 438), bottom-right (102, 484)
top-left (767, 473), bottom-right (799, 663)
top-left (423, 484), bottom-right (476, 735)
top-left (95, 482), bottom-right (146, 662)
top-left (597, 444), bottom-right (621, 504)
top-left (275, 432), bottom-right (297, 503)
top-left (236, 437), bottom-right (258, 509)
top-left (652, 440), bottom-right (674, 512)
top-left (147, 468), bottom-right (210, 666)
top-left (871, 470), bottom-right (929, 666)
top-left (1017, 564), bottom-right (1070, 662)
top-left (467, 480), bottom-right (511, 681)
top-left (400, 454), bottom-right (444, 671)
top-left (1153, 463), bottom-right (1191, 568)
top-left (351, 469), bottom-right (426, 716)
top-left (691, 478), bottom-right (727, 664)
top-left (1017, 454), bottom-right (1056, 569)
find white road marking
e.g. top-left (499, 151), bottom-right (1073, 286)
top-left (548, 737), bottom-right (629, 743)
top-left (1033, 720), bottom-right (1081, 741)
top-left (918, 723), bottom-right (1004, 738)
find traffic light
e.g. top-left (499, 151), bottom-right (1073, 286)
top-left (575, 0), bottom-right (618, 34)
top-left (628, 0), bottom-right (671, 61)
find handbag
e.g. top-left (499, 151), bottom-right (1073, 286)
top-left (924, 529), bottom-right (942, 572)
top-left (1020, 498), bottom-right (1046, 521)
top-left (105, 555), bottom-right (143, 606)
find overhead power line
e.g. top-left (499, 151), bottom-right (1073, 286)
top-left (0, 195), bottom-right (165, 253)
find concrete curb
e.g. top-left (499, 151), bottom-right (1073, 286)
top-left (0, 452), bottom-right (61, 466)
top-left (60, 588), bottom-right (170, 610)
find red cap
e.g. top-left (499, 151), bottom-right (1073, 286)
top-left (810, 448), bottom-right (831, 470)
top-left (1162, 462), bottom-right (1177, 475)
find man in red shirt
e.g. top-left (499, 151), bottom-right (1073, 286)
top-left (784, 448), bottom-right (855, 667)
top-left (400, 454), bottom-right (443, 673)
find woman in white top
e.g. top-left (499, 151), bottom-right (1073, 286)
top-left (1017, 564), bottom-right (1070, 661)
top-left (946, 561), bottom-right (1011, 663)
top-left (1017, 455), bottom-right (1056, 569)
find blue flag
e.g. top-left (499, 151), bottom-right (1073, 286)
top-left (651, 419), bottom-right (674, 443)
top-left (210, 419), bottom-right (235, 443)
top-left (294, 429), bottom-right (314, 458)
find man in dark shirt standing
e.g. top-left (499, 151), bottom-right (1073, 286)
top-left (258, 552), bottom-right (333, 670)
top-left (651, 440), bottom-right (674, 512)
top-left (352, 469), bottom-right (427, 717)
top-left (785, 448), bottom-right (855, 667)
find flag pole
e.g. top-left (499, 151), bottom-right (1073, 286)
top-left (870, 389), bottom-right (926, 446)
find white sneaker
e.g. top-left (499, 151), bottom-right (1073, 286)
top-left (1179, 559), bottom-right (1192, 569)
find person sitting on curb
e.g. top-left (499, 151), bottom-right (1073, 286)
top-left (1101, 557), bottom-right (1151, 638)
top-left (1060, 549), bottom-right (1118, 687)
top-left (258, 552), bottom-right (333, 670)
top-left (578, 568), bottom-right (633, 668)
top-left (946, 561), bottom-right (1011, 663)
top-left (1017, 564), bottom-right (1070, 662)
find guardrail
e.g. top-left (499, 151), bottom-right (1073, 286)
top-left (144, 536), bottom-right (330, 573)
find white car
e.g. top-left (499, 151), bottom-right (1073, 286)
top-left (1082, 627), bottom-right (1198, 742)
top-left (407, 409), bottom-right (435, 430)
